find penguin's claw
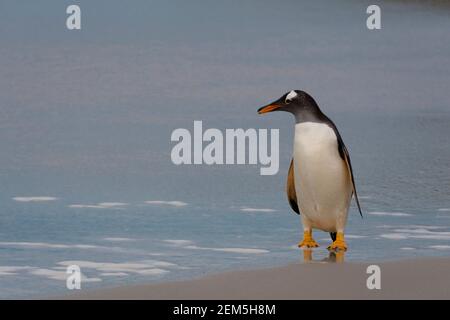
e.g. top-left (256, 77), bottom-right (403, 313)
top-left (327, 232), bottom-right (347, 252)
top-left (298, 239), bottom-right (319, 248)
top-left (327, 241), bottom-right (347, 252)
top-left (298, 230), bottom-right (319, 248)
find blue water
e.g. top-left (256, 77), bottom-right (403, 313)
top-left (1, 0), bottom-right (450, 298)
top-left (1, 111), bottom-right (450, 299)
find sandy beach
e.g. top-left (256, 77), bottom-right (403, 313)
top-left (64, 257), bottom-right (450, 300)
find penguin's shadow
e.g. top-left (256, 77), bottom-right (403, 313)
top-left (301, 249), bottom-right (345, 263)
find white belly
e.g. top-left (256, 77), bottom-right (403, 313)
top-left (293, 122), bottom-right (352, 232)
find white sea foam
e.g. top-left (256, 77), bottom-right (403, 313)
top-left (29, 269), bottom-right (69, 281)
top-left (13, 196), bottom-right (58, 202)
top-left (134, 268), bottom-right (168, 275)
top-left (369, 211), bottom-right (412, 217)
top-left (0, 266), bottom-right (35, 276)
top-left (140, 260), bottom-right (177, 267)
top-left (240, 207), bottom-right (277, 213)
top-left (144, 200), bottom-right (188, 207)
top-left (211, 247), bottom-right (269, 254)
top-left (186, 245), bottom-right (268, 254)
top-left (0, 241), bottom-right (139, 254)
top-left (345, 235), bottom-right (367, 239)
top-left (103, 237), bottom-right (135, 242)
top-left (413, 234), bottom-right (450, 240)
top-left (100, 272), bottom-right (129, 276)
top-left (98, 202), bottom-right (128, 207)
top-left (30, 268), bottom-right (102, 282)
top-left (380, 227), bottom-right (450, 241)
top-left (429, 245), bottom-right (450, 250)
top-left (147, 252), bottom-right (167, 256)
top-left (163, 239), bottom-right (194, 246)
top-left (69, 204), bottom-right (108, 209)
top-left (0, 241), bottom-right (88, 249)
top-left (393, 228), bottom-right (450, 235)
top-left (379, 233), bottom-right (409, 240)
top-left (58, 260), bottom-right (175, 269)
top-left (69, 202), bottom-right (127, 209)
top-left (164, 239), bottom-right (268, 254)
top-left (437, 208), bottom-right (450, 212)
top-left (402, 225), bottom-right (446, 230)
top-left (57, 260), bottom-right (172, 276)
top-left (394, 229), bottom-right (450, 240)
top-left (378, 224), bottom-right (445, 230)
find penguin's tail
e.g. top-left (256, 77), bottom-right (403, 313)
top-left (330, 232), bottom-right (337, 242)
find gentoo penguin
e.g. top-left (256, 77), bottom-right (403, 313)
top-left (258, 90), bottom-right (362, 251)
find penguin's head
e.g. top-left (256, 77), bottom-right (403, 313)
top-left (257, 90), bottom-right (319, 116)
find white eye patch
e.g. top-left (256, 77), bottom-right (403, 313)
top-left (285, 90), bottom-right (298, 103)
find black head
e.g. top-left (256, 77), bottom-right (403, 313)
top-left (257, 90), bottom-right (324, 122)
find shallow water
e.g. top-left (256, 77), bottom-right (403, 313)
top-left (0, 0), bottom-right (449, 298)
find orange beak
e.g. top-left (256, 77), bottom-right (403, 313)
top-left (257, 104), bottom-right (280, 114)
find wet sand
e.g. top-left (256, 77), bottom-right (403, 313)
top-left (64, 256), bottom-right (450, 300)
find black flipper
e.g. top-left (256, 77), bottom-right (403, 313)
top-left (326, 120), bottom-right (363, 218)
top-left (286, 159), bottom-right (300, 215)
